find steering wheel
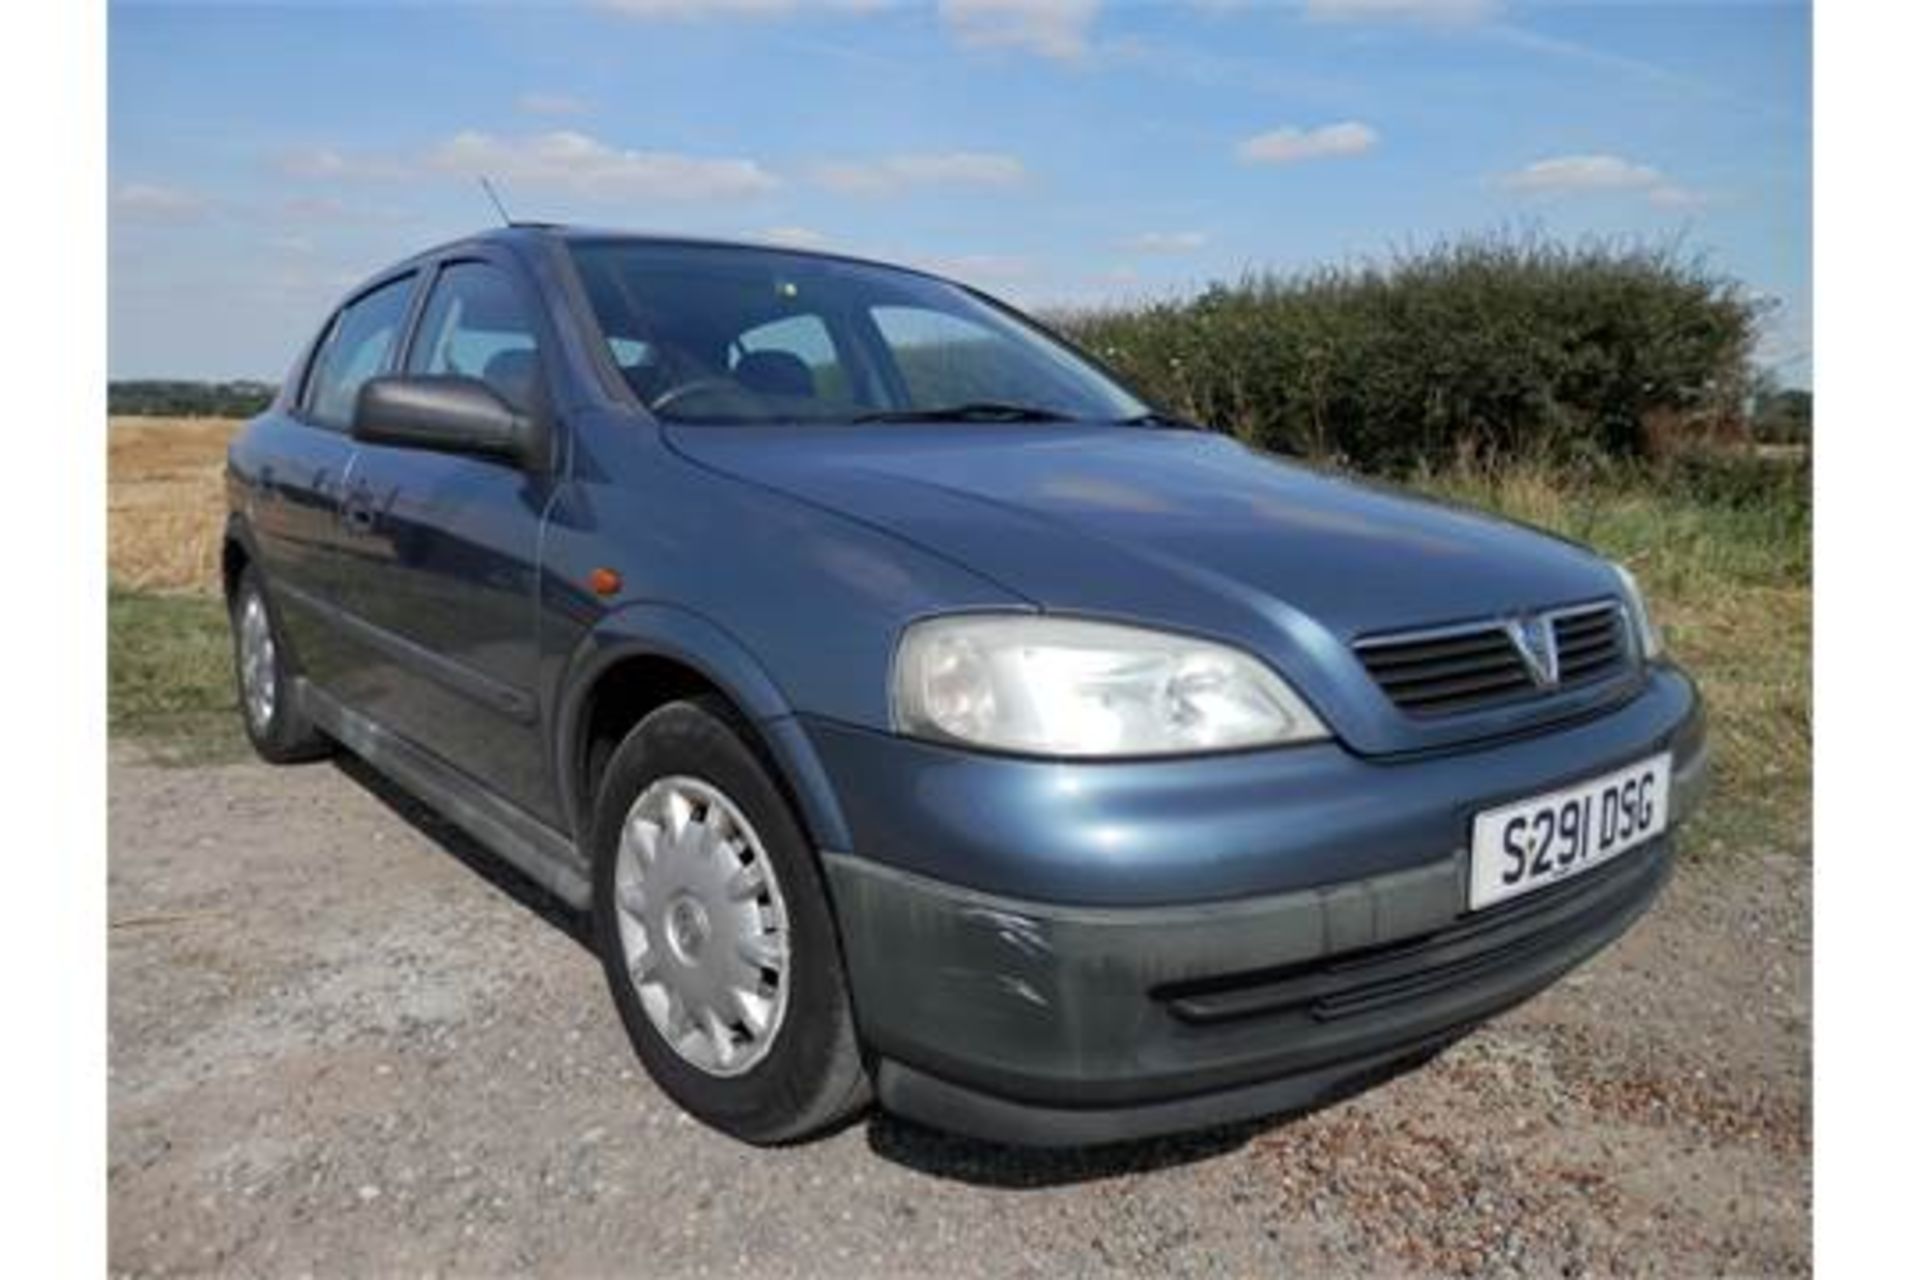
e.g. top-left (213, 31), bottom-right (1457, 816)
top-left (648, 378), bottom-right (745, 414)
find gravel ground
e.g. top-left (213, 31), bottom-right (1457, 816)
top-left (108, 745), bottom-right (1809, 1277)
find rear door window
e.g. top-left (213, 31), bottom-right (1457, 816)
top-left (302, 274), bottom-right (416, 429)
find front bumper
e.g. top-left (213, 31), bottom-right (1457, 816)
top-left (811, 666), bottom-right (1708, 1145)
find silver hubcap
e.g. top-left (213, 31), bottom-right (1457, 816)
top-left (613, 776), bottom-right (791, 1077)
top-left (238, 592), bottom-right (277, 732)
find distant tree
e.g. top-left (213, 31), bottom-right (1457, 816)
top-left (1751, 386), bottom-right (1812, 445)
top-left (109, 380), bottom-right (277, 417)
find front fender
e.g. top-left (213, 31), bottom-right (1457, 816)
top-left (551, 600), bottom-right (852, 853)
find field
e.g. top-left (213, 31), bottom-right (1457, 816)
top-left (108, 417), bottom-right (247, 759)
top-left (109, 416), bottom-right (239, 592)
top-left (108, 417), bottom-right (1810, 1274)
top-left (107, 415), bottom-right (1810, 852)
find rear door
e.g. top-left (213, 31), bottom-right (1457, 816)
top-left (242, 272), bottom-right (417, 691)
top-left (332, 254), bottom-right (563, 822)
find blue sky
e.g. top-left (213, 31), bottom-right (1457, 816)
top-left (108, 0), bottom-right (1810, 384)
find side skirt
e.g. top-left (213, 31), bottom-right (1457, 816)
top-left (299, 678), bottom-right (592, 910)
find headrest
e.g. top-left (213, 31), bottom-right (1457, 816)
top-left (483, 348), bottom-right (539, 412)
top-left (733, 349), bottom-right (815, 399)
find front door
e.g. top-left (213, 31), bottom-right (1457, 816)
top-left (333, 256), bottom-right (562, 823)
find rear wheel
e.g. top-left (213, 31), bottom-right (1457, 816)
top-left (229, 565), bottom-right (331, 763)
top-left (590, 697), bottom-right (870, 1143)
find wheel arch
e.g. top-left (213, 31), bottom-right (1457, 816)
top-left (220, 513), bottom-right (262, 605)
top-left (554, 603), bottom-right (852, 856)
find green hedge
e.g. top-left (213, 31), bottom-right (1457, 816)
top-left (1058, 234), bottom-right (1765, 470)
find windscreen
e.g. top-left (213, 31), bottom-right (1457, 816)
top-left (567, 241), bottom-right (1149, 425)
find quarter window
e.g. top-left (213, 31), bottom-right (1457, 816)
top-left (303, 275), bottom-right (415, 429)
top-left (407, 262), bottom-right (543, 413)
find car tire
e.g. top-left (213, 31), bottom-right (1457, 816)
top-left (229, 565), bottom-right (331, 764)
top-left (590, 696), bottom-right (871, 1144)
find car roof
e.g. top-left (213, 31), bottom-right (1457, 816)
top-left (389, 224), bottom-right (953, 286)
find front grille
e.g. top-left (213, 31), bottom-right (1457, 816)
top-left (1354, 623), bottom-right (1534, 716)
top-left (1551, 604), bottom-right (1628, 686)
top-left (1355, 600), bottom-right (1631, 718)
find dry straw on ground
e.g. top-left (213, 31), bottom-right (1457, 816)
top-left (108, 416), bottom-right (240, 592)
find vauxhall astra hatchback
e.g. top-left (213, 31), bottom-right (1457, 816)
top-left (223, 226), bottom-right (1708, 1146)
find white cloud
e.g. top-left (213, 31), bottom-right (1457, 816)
top-left (594, 0), bottom-right (890, 17)
top-left (906, 251), bottom-right (1033, 284)
top-left (112, 182), bottom-right (209, 223)
top-left (757, 225), bottom-right (830, 248)
top-left (273, 132), bottom-right (780, 203)
top-left (276, 146), bottom-right (409, 181)
top-left (1499, 153), bottom-right (1659, 193)
top-left (426, 131), bottom-right (779, 199)
top-left (1647, 183), bottom-right (1709, 210)
top-left (278, 196), bottom-right (389, 224)
top-left (1120, 230), bottom-right (1208, 253)
top-left (596, 0), bottom-right (1082, 60)
top-left (596, 0), bottom-right (799, 16)
top-left (940, 0), bottom-right (1100, 61)
top-left (1498, 153), bottom-right (1707, 209)
top-left (517, 91), bottom-right (589, 116)
top-left (1305, 0), bottom-right (1500, 22)
top-left (1237, 121), bottom-right (1379, 165)
top-left (277, 147), bottom-right (343, 177)
top-left (809, 150), bottom-right (1027, 195)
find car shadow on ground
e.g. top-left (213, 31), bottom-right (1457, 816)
top-left (861, 1111), bottom-right (1273, 1187)
top-left (861, 1035), bottom-right (1452, 1189)
top-left (331, 754), bottom-right (593, 952)
top-left (329, 751), bottom-right (1443, 1190)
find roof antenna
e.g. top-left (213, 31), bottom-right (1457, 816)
top-left (478, 175), bottom-right (513, 227)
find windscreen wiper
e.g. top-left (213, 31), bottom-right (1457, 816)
top-left (852, 401), bottom-right (1080, 424)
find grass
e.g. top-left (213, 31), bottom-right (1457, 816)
top-left (109, 586), bottom-right (247, 764)
top-left (105, 417), bottom-right (1810, 854)
top-left (109, 416), bottom-right (246, 763)
top-left (1403, 451), bottom-right (1811, 855)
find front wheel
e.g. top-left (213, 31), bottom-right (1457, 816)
top-left (590, 697), bottom-right (869, 1144)
top-left (229, 565), bottom-right (331, 764)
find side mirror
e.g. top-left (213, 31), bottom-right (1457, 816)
top-left (351, 375), bottom-right (541, 465)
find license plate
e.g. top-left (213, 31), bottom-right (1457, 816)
top-left (1469, 753), bottom-right (1671, 911)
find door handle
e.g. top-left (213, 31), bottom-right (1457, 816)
top-left (341, 488), bottom-right (376, 534)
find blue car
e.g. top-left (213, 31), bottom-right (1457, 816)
top-left (224, 226), bottom-right (1708, 1147)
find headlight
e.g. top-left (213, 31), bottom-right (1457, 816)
top-left (1611, 562), bottom-right (1664, 660)
top-left (892, 615), bottom-right (1328, 758)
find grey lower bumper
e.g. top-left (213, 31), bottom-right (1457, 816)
top-left (825, 734), bottom-right (1708, 1146)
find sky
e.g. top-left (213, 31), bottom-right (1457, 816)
top-left (108, 0), bottom-right (1810, 385)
